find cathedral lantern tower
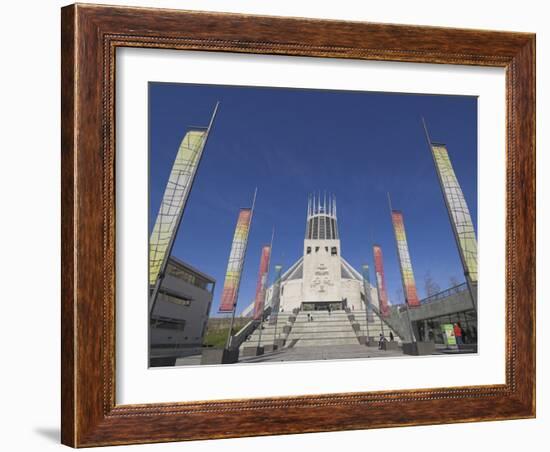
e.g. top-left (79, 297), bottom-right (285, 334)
top-left (302, 193), bottom-right (343, 308)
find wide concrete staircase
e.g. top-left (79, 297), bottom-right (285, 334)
top-left (285, 310), bottom-right (360, 347)
top-left (352, 310), bottom-right (402, 344)
top-left (239, 312), bottom-right (295, 349)
top-left (239, 309), bottom-right (403, 351)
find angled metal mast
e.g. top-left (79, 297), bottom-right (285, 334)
top-left (257, 227), bottom-right (275, 348)
top-left (149, 101), bottom-right (220, 316)
top-left (225, 187), bottom-right (258, 349)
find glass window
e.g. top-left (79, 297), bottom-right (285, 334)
top-left (162, 293), bottom-right (192, 307)
top-left (166, 263), bottom-right (212, 290)
top-left (150, 316), bottom-right (186, 330)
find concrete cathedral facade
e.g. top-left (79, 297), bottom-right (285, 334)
top-left (243, 194), bottom-right (381, 316)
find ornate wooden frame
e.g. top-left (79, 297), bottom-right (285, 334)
top-left (61, 3), bottom-right (535, 447)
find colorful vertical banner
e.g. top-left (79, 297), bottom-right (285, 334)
top-left (149, 130), bottom-right (207, 287)
top-left (361, 264), bottom-right (375, 323)
top-left (218, 208), bottom-right (253, 313)
top-left (391, 210), bottom-right (420, 307)
top-left (431, 144), bottom-right (478, 283)
top-left (269, 265), bottom-right (283, 325)
top-left (253, 245), bottom-right (272, 320)
top-left (373, 245), bottom-right (390, 316)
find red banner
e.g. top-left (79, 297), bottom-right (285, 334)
top-left (253, 245), bottom-right (271, 320)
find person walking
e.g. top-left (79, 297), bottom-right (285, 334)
top-left (327, 305), bottom-right (331, 316)
top-left (454, 322), bottom-right (463, 346)
top-left (389, 331), bottom-right (394, 342)
top-left (378, 333), bottom-right (386, 350)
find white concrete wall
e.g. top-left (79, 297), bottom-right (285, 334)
top-left (302, 239), bottom-right (342, 302)
top-left (279, 279), bottom-right (303, 312)
top-left (340, 278), bottom-right (364, 311)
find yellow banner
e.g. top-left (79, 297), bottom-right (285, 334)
top-left (432, 144), bottom-right (478, 283)
top-left (149, 130), bottom-right (207, 286)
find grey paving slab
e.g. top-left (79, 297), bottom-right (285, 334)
top-left (238, 344), bottom-right (405, 363)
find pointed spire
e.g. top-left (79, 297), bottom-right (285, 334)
top-left (421, 116), bottom-right (432, 147)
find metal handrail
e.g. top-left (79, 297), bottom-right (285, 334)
top-left (392, 283), bottom-right (468, 311)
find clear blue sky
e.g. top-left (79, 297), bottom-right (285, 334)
top-left (149, 82), bottom-right (477, 315)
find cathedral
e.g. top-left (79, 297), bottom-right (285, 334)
top-left (243, 194), bottom-right (380, 316)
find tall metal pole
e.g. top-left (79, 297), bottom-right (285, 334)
top-left (272, 265), bottom-right (283, 343)
top-left (387, 192), bottom-right (416, 342)
top-left (370, 229), bottom-right (386, 338)
top-left (362, 264), bottom-right (372, 341)
top-left (257, 227), bottom-right (275, 350)
top-left (422, 117), bottom-right (477, 313)
top-left (225, 187), bottom-right (258, 350)
top-left (149, 102), bottom-right (220, 316)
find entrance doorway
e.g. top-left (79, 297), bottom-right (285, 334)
top-left (301, 302), bottom-right (343, 311)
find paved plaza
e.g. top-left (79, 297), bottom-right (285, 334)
top-left (173, 342), bottom-right (475, 367)
top-left (239, 344), bottom-right (403, 363)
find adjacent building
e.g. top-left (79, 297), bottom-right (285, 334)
top-left (150, 256), bottom-right (215, 365)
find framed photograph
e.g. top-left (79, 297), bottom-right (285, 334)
top-left (61, 3), bottom-right (535, 447)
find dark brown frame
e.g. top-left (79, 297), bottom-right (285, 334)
top-left (61, 3), bottom-right (535, 447)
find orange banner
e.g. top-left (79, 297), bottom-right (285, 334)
top-left (219, 209), bottom-right (252, 312)
top-left (391, 210), bottom-right (420, 307)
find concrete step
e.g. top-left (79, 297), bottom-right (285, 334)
top-left (296, 312), bottom-right (349, 316)
top-left (291, 326), bottom-right (361, 333)
top-left (292, 319), bottom-right (354, 324)
top-left (290, 338), bottom-right (361, 347)
top-left (254, 326), bottom-right (287, 331)
top-left (287, 332), bottom-right (358, 339)
top-left (297, 312), bottom-right (349, 315)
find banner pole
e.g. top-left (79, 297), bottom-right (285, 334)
top-left (388, 193), bottom-right (417, 342)
top-left (225, 188), bottom-right (257, 350)
top-left (362, 265), bottom-right (371, 342)
top-left (149, 101), bottom-right (219, 316)
top-left (422, 118), bottom-right (477, 314)
top-left (256, 228), bottom-right (275, 350)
